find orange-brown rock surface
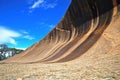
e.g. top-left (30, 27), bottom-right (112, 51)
top-left (0, 0), bottom-right (120, 79)
top-left (2, 0), bottom-right (120, 63)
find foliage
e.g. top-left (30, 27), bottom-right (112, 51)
top-left (0, 44), bottom-right (24, 60)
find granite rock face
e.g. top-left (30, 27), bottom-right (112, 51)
top-left (2, 0), bottom-right (120, 63)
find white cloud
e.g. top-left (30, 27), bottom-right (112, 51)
top-left (38, 22), bottom-right (55, 29)
top-left (41, 2), bottom-right (57, 9)
top-left (30, 0), bottom-right (44, 9)
top-left (0, 26), bottom-right (35, 45)
top-left (20, 30), bottom-right (29, 34)
top-left (21, 30), bottom-right (35, 40)
top-left (0, 26), bottom-right (21, 45)
top-left (48, 24), bottom-right (55, 28)
top-left (29, 0), bottom-right (57, 12)
top-left (23, 35), bottom-right (35, 40)
top-left (15, 47), bottom-right (26, 50)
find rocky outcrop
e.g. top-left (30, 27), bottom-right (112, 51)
top-left (2, 0), bottom-right (120, 63)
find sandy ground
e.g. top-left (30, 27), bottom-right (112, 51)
top-left (0, 48), bottom-right (120, 80)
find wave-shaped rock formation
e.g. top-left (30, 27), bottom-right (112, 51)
top-left (2, 0), bottom-right (120, 63)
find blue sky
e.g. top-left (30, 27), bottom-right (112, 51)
top-left (0, 0), bottom-right (71, 50)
